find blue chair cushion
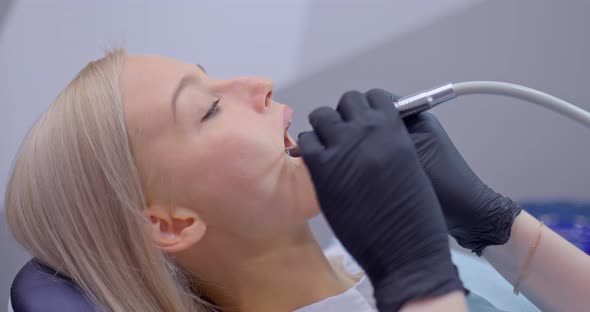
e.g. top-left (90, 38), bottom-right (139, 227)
top-left (10, 259), bottom-right (97, 312)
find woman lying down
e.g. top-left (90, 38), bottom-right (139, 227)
top-left (6, 49), bottom-right (590, 312)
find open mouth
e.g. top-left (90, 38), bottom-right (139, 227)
top-left (282, 105), bottom-right (299, 157)
top-left (284, 120), bottom-right (296, 150)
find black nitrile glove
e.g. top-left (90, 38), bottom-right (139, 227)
top-left (298, 89), bottom-right (464, 311)
top-left (404, 111), bottom-right (522, 256)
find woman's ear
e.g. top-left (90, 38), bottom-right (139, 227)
top-left (143, 205), bottom-right (207, 254)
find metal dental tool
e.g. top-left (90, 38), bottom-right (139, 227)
top-left (285, 145), bottom-right (300, 157)
top-left (285, 81), bottom-right (590, 157)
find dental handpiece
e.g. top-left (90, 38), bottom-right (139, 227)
top-left (285, 81), bottom-right (590, 157)
top-left (285, 83), bottom-right (456, 157)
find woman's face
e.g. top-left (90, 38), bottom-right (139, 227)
top-left (123, 55), bottom-right (319, 240)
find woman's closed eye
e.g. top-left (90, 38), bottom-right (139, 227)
top-left (201, 99), bottom-right (221, 122)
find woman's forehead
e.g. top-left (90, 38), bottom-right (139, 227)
top-left (122, 55), bottom-right (187, 139)
top-left (124, 54), bottom-right (189, 79)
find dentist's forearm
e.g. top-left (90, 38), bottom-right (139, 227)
top-left (483, 211), bottom-right (590, 312)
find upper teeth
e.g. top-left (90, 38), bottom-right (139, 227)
top-left (286, 120), bottom-right (292, 132)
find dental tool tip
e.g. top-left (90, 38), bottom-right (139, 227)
top-left (285, 145), bottom-right (300, 157)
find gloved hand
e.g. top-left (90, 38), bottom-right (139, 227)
top-left (298, 89), bottom-right (464, 311)
top-left (404, 111), bottom-right (522, 256)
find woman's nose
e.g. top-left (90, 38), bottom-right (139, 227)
top-left (217, 77), bottom-right (274, 113)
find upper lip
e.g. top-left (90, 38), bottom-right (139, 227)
top-left (283, 105), bottom-right (294, 132)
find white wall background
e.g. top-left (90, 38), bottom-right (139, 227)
top-left (1, 1), bottom-right (589, 310)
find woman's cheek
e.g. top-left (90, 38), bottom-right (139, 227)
top-left (201, 134), bottom-right (279, 192)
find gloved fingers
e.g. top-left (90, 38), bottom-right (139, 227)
top-left (297, 131), bottom-right (324, 163)
top-left (365, 88), bottom-right (401, 107)
top-left (404, 111), bottom-right (436, 129)
top-left (336, 91), bottom-right (370, 122)
top-left (365, 88), bottom-right (402, 122)
top-left (308, 106), bottom-right (343, 147)
top-left (404, 112), bottom-right (450, 144)
top-left (421, 112), bottom-right (446, 133)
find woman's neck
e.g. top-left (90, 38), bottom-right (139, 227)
top-left (182, 225), bottom-right (357, 312)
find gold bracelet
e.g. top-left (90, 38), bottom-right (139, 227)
top-left (513, 220), bottom-right (544, 295)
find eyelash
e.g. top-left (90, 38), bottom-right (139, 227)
top-left (201, 99), bottom-right (221, 121)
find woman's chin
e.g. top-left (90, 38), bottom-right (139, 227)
top-left (308, 207), bottom-right (322, 219)
top-left (299, 196), bottom-right (322, 220)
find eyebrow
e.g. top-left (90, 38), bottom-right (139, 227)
top-left (171, 74), bottom-right (200, 121)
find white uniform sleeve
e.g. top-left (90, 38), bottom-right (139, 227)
top-left (294, 276), bottom-right (376, 312)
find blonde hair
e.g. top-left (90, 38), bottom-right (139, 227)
top-left (5, 49), bottom-right (215, 311)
